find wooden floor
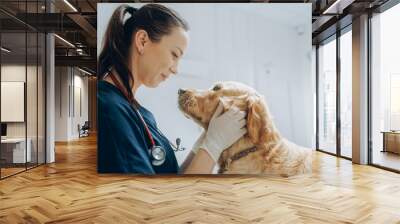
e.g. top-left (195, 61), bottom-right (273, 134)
top-left (1, 163), bottom-right (45, 178)
top-left (1, 135), bottom-right (400, 223)
top-left (373, 151), bottom-right (400, 171)
top-left (1, 167), bottom-right (26, 178)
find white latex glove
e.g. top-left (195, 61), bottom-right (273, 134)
top-left (191, 131), bottom-right (206, 155)
top-left (198, 101), bottom-right (247, 162)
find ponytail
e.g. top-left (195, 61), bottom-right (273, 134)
top-left (98, 5), bottom-right (136, 103)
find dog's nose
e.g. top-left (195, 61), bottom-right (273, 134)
top-left (178, 89), bottom-right (187, 95)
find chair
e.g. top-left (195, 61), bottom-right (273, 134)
top-left (78, 121), bottom-right (90, 138)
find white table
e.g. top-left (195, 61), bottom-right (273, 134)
top-left (1, 138), bottom-right (31, 163)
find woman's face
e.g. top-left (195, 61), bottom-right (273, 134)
top-left (135, 27), bottom-right (189, 88)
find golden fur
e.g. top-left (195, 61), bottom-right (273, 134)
top-left (178, 81), bottom-right (312, 176)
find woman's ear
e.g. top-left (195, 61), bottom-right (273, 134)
top-left (134, 29), bottom-right (149, 55)
top-left (246, 94), bottom-right (267, 144)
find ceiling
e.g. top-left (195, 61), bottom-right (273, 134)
top-left (0, 0), bottom-right (393, 74)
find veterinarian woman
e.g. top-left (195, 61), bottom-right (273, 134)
top-left (98, 4), bottom-right (246, 174)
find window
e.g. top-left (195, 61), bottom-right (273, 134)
top-left (371, 2), bottom-right (400, 171)
top-left (390, 74), bottom-right (400, 130)
top-left (318, 36), bottom-right (337, 154)
top-left (340, 29), bottom-right (352, 158)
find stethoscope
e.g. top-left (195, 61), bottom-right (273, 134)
top-left (108, 71), bottom-right (186, 166)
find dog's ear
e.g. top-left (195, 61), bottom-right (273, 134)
top-left (219, 97), bottom-right (233, 113)
top-left (246, 94), bottom-right (267, 144)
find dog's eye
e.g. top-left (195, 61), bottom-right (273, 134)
top-left (212, 85), bottom-right (222, 91)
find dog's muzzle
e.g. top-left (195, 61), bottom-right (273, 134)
top-left (178, 89), bottom-right (195, 111)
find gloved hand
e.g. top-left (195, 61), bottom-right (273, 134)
top-left (194, 101), bottom-right (247, 162)
top-left (191, 131), bottom-right (206, 154)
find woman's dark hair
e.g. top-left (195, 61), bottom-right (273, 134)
top-left (98, 4), bottom-right (189, 103)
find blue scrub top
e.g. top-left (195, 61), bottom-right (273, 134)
top-left (97, 80), bottom-right (179, 174)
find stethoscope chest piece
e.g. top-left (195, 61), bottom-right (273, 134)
top-left (151, 146), bottom-right (166, 166)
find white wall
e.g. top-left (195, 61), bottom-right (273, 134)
top-left (98, 3), bottom-right (313, 164)
top-left (55, 67), bottom-right (89, 141)
top-left (55, 66), bottom-right (68, 141)
top-left (72, 72), bottom-right (89, 138)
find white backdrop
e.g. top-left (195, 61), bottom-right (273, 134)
top-left (98, 3), bottom-right (314, 164)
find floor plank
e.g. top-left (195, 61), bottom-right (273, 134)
top-left (1, 135), bottom-right (400, 223)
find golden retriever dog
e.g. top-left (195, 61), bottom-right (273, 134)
top-left (178, 81), bottom-right (312, 176)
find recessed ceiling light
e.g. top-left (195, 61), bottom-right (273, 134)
top-left (322, 0), bottom-right (354, 15)
top-left (54, 34), bottom-right (75, 48)
top-left (63, 0), bottom-right (78, 12)
top-left (78, 67), bottom-right (93, 76)
top-left (1, 47), bottom-right (11, 53)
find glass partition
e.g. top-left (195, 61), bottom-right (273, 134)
top-left (0, 0), bottom-right (46, 179)
top-left (1, 31), bottom-right (28, 177)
